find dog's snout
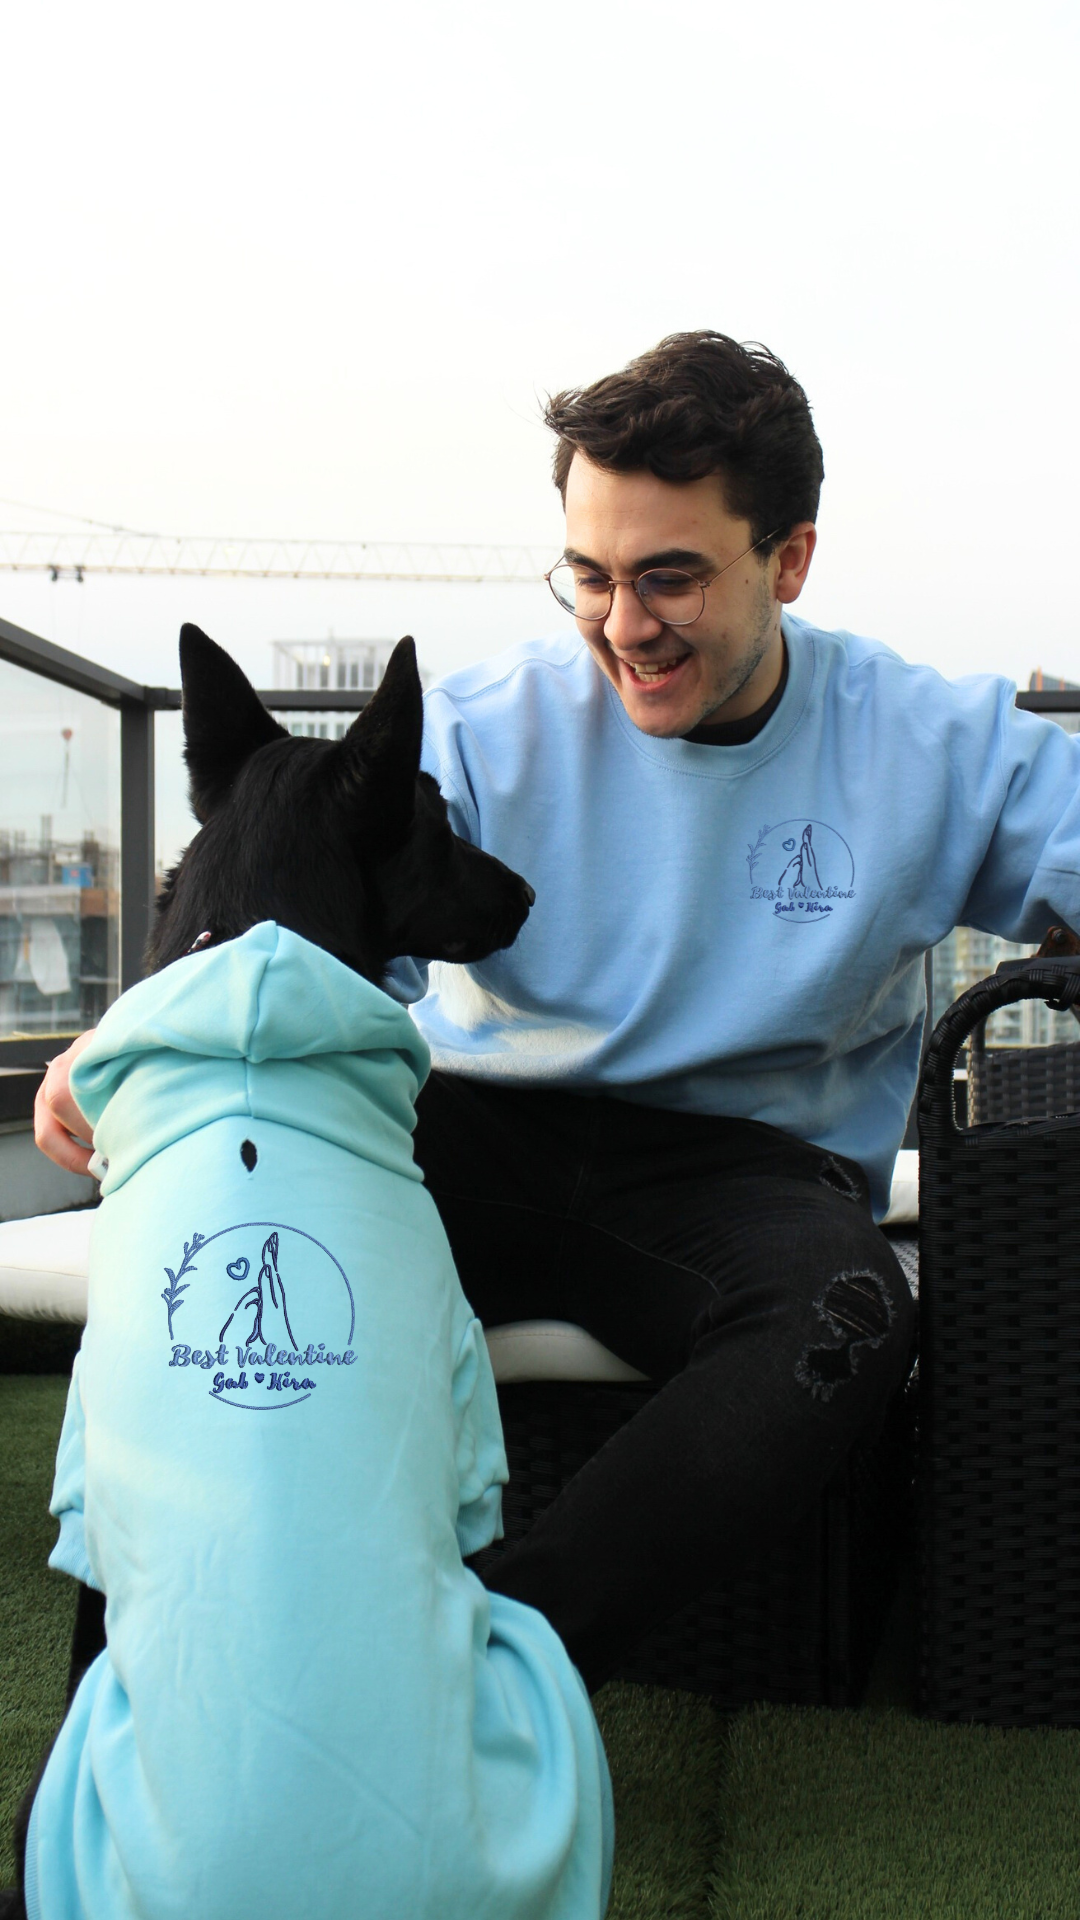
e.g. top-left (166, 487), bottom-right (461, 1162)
top-left (522, 881), bottom-right (536, 908)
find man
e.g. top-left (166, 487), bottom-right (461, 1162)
top-left (37, 330), bottom-right (1080, 1694)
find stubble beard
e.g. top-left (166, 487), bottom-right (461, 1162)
top-left (691, 573), bottom-right (778, 732)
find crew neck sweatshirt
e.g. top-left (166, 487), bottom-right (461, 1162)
top-left (402, 612), bottom-right (1080, 1218)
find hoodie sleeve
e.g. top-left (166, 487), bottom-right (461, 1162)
top-left (451, 1312), bottom-right (508, 1557)
top-left (47, 1354), bottom-right (102, 1590)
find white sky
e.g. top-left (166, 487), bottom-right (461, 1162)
top-left (2, 0), bottom-right (1078, 736)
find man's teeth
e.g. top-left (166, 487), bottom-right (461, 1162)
top-left (628, 659), bottom-right (684, 680)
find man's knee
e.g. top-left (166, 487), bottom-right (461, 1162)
top-left (794, 1255), bottom-right (915, 1405)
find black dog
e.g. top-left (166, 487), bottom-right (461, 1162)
top-left (151, 623), bottom-right (533, 979)
top-left (6, 624), bottom-right (535, 1914)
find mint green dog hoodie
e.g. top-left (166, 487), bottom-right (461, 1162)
top-left (28, 923), bottom-right (613, 1920)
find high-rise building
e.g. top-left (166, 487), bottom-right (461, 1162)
top-left (273, 638), bottom-right (401, 695)
top-left (271, 639), bottom-right (427, 740)
top-left (0, 822), bottom-right (118, 1035)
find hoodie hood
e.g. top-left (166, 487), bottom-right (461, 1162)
top-left (71, 923), bottom-right (431, 1193)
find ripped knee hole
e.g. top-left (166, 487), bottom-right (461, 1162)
top-left (795, 1269), bottom-right (895, 1403)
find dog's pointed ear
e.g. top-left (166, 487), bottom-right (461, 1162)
top-left (179, 623), bottom-right (288, 823)
top-left (333, 636), bottom-right (422, 841)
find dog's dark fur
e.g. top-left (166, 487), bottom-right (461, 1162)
top-left (5, 625), bottom-right (533, 1910)
top-left (150, 623), bottom-right (533, 980)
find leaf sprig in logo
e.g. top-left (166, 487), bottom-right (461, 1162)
top-left (161, 1232), bottom-right (206, 1338)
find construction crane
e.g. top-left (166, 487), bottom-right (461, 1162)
top-left (0, 527), bottom-right (554, 584)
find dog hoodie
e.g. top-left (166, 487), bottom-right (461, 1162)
top-left (28, 922), bottom-right (613, 1920)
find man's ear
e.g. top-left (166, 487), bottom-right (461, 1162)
top-left (332, 636), bottom-right (423, 845)
top-left (179, 623), bottom-right (288, 823)
top-left (773, 523), bottom-right (817, 605)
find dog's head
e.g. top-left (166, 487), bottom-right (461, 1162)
top-left (147, 625), bottom-right (534, 983)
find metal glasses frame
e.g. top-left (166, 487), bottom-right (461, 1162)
top-left (545, 529), bottom-right (782, 626)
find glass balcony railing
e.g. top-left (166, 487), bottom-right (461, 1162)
top-left (0, 615), bottom-right (373, 1066)
top-left (0, 656), bottom-right (120, 1041)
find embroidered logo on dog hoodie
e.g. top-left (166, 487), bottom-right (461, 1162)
top-left (30, 923), bottom-right (613, 1920)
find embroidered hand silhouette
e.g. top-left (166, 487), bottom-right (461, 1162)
top-left (777, 822), bottom-right (823, 892)
top-left (219, 1233), bottom-right (299, 1350)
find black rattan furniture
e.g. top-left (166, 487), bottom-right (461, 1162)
top-left (967, 1027), bottom-right (1080, 1126)
top-left (494, 1372), bottom-right (914, 1708)
top-left (917, 957), bottom-right (1080, 1725)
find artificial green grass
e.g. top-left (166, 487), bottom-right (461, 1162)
top-left (709, 1701), bottom-right (1080, 1919)
top-left (0, 1374), bottom-right (77, 1885)
top-left (5, 1371), bottom-right (1080, 1915)
top-left (595, 1684), bottom-right (727, 1918)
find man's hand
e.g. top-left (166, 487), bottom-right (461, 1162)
top-left (34, 1031), bottom-right (98, 1176)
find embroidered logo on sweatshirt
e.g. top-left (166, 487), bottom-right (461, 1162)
top-left (746, 819), bottom-right (856, 923)
top-left (161, 1222), bottom-right (356, 1409)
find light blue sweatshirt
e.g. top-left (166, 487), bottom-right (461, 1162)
top-left (29, 925), bottom-right (613, 1920)
top-left (404, 613), bottom-right (1080, 1216)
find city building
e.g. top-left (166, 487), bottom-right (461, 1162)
top-left (271, 638), bottom-right (425, 739)
top-left (0, 822), bottom-right (118, 1036)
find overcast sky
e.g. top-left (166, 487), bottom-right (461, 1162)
top-left (3, 0), bottom-right (1078, 737)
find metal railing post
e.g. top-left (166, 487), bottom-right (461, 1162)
top-left (120, 701), bottom-right (155, 991)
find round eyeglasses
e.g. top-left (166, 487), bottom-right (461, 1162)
top-left (545, 531), bottom-right (779, 628)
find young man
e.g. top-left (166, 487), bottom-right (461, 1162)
top-left (37, 331), bottom-right (1080, 1694)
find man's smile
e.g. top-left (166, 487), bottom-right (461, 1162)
top-left (613, 648), bottom-right (692, 687)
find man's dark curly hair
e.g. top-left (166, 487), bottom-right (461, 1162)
top-left (544, 331), bottom-right (823, 555)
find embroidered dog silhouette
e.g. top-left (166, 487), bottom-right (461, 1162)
top-left (219, 1232), bottom-right (298, 1350)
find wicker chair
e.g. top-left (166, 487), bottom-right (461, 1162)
top-left (967, 1024), bottom-right (1080, 1126)
top-left (917, 955), bottom-right (1080, 1725)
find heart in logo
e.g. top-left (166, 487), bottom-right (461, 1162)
top-left (226, 1256), bottom-right (249, 1283)
top-left (254, 1373), bottom-right (264, 1383)
top-left (783, 837), bottom-right (796, 851)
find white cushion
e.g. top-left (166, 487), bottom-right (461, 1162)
top-left (484, 1321), bottom-right (647, 1385)
top-left (881, 1148), bottom-right (919, 1225)
top-left (0, 1209), bottom-right (92, 1322)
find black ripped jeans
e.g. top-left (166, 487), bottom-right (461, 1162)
top-left (413, 1072), bottom-right (917, 1694)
